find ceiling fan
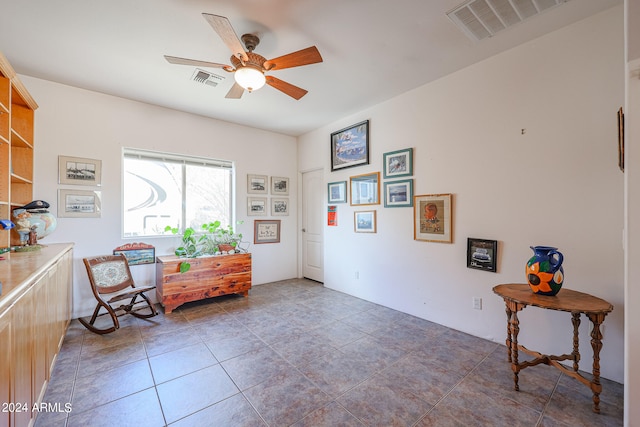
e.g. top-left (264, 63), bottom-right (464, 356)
top-left (164, 13), bottom-right (323, 100)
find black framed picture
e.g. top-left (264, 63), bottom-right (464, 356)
top-left (330, 120), bottom-right (369, 171)
top-left (467, 238), bottom-right (497, 272)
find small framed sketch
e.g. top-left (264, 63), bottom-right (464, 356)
top-left (467, 238), bottom-right (498, 272)
top-left (383, 148), bottom-right (413, 178)
top-left (58, 155), bottom-right (102, 186)
top-left (58, 189), bottom-right (102, 218)
top-left (331, 120), bottom-right (370, 171)
top-left (384, 179), bottom-right (413, 208)
top-left (254, 220), bottom-right (281, 244)
top-left (413, 193), bottom-right (453, 243)
top-left (271, 198), bottom-right (289, 216)
top-left (350, 172), bottom-right (380, 206)
top-left (247, 197), bottom-right (267, 216)
top-left (271, 176), bottom-right (289, 195)
top-left (354, 210), bottom-right (376, 233)
top-left (247, 174), bottom-right (268, 194)
top-left (328, 181), bottom-right (347, 203)
top-left (113, 243), bottom-right (155, 266)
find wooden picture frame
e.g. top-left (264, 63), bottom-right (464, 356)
top-left (413, 193), bottom-right (452, 243)
top-left (271, 198), bottom-right (289, 216)
top-left (57, 189), bottom-right (101, 218)
top-left (58, 155), bottom-right (102, 186)
top-left (247, 174), bottom-right (268, 194)
top-left (350, 172), bottom-right (380, 206)
top-left (466, 238), bottom-right (497, 272)
top-left (331, 120), bottom-right (370, 171)
top-left (247, 197), bottom-right (267, 216)
top-left (328, 181), bottom-right (347, 203)
top-left (354, 210), bottom-right (376, 233)
top-left (271, 176), bottom-right (289, 195)
top-left (383, 148), bottom-right (413, 178)
top-left (113, 242), bottom-right (155, 266)
top-left (254, 219), bottom-right (281, 244)
top-left (384, 179), bottom-right (413, 208)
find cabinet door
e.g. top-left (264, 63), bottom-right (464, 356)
top-left (11, 289), bottom-right (34, 427)
top-left (34, 274), bottom-right (50, 403)
top-left (0, 311), bottom-right (10, 427)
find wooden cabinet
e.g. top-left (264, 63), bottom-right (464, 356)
top-left (0, 52), bottom-right (38, 248)
top-left (156, 253), bottom-right (252, 313)
top-left (0, 243), bottom-right (73, 427)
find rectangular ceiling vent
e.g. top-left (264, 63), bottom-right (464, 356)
top-left (191, 69), bottom-right (225, 88)
top-left (447, 0), bottom-right (570, 42)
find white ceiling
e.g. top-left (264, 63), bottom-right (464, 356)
top-left (0, 0), bottom-right (621, 136)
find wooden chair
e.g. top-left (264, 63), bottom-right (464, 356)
top-left (79, 254), bottom-right (157, 334)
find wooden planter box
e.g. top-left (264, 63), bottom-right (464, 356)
top-left (155, 253), bottom-right (251, 313)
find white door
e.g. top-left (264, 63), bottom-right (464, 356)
top-left (302, 169), bottom-right (324, 282)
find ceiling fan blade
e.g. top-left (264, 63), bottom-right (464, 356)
top-left (265, 76), bottom-right (308, 100)
top-left (225, 82), bottom-right (244, 99)
top-left (202, 13), bottom-right (248, 62)
top-left (264, 46), bottom-right (323, 71)
top-left (164, 55), bottom-right (232, 70)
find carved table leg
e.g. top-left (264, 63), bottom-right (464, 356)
top-left (505, 304), bottom-right (513, 363)
top-left (587, 312), bottom-right (606, 414)
top-left (571, 312), bottom-right (581, 372)
top-left (506, 301), bottom-right (522, 391)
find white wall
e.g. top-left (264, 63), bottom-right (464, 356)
top-left (299, 6), bottom-right (625, 383)
top-left (23, 77), bottom-right (298, 318)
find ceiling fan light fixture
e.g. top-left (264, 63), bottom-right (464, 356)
top-left (234, 66), bottom-right (266, 92)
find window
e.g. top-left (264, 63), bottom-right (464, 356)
top-left (123, 148), bottom-right (234, 237)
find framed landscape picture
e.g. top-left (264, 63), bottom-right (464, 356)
top-left (247, 197), bottom-right (267, 216)
top-left (58, 189), bottom-right (102, 218)
top-left (331, 120), bottom-right (369, 171)
top-left (384, 179), bottom-right (413, 208)
top-left (58, 155), bottom-right (102, 186)
top-left (247, 174), bottom-right (268, 194)
top-left (354, 210), bottom-right (376, 233)
top-left (383, 148), bottom-right (413, 178)
top-left (413, 193), bottom-right (452, 243)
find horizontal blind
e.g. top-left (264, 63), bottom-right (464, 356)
top-left (123, 148), bottom-right (233, 169)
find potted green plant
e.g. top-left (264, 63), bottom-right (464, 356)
top-left (164, 220), bottom-right (244, 272)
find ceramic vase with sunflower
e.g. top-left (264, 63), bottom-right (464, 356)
top-left (526, 246), bottom-right (564, 296)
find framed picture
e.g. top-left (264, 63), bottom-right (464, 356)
top-left (383, 148), bottom-right (413, 178)
top-left (328, 181), bottom-right (347, 203)
top-left (113, 242), bottom-right (155, 266)
top-left (247, 197), bottom-right (267, 216)
top-left (467, 238), bottom-right (498, 272)
top-left (354, 210), bottom-right (376, 233)
top-left (331, 120), bottom-right (370, 171)
top-left (271, 198), bottom-right (289, 216)
top-left (247, 174), bottom-right (268, 194)
top-left (58, 189), bottom-right (102, 218)
top-left (271, 176), bottom-right (289, 195)
top-left (350, 172), bottom-right (380, 206)
top-left (384, 179), bottom-right (413, 208)
top-left (58, 155), bottom-right (102, 186)
top-left (254, 219), bottom-right (281, 244)
top-left (413, 193), bottom-right (453, 243)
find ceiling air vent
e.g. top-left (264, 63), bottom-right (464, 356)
top-left (191, 69), bottom-right (225, 87)
top-left (447, 0), bottom-right (570, 42)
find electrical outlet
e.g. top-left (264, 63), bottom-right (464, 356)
top-left (354, 271), bottom-right (359, 280)
top-left (473, 297), bottom-right (482, 310)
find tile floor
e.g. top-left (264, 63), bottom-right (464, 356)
top-left (35, 279), bottom-right (623, 427)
